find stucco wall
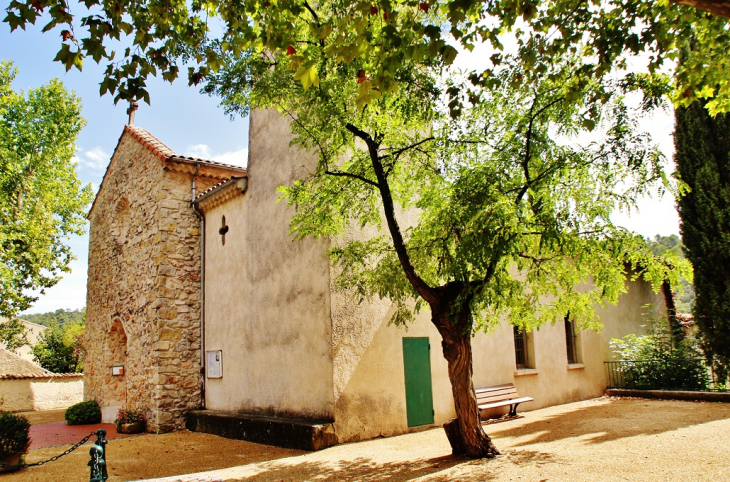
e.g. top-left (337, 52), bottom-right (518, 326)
top-left (0, 377), bottom-right (83, 412)
top-left (85, 129), bottom-right (219, 431)
top-left (200, 109), bottom-right (334, 421)
top-left (332, 253), bottom-right (664, 442)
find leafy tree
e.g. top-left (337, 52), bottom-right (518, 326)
top-left (0, 61), bottom-right (93, 317)
top-left (31, 319), bottom-right (85, 373)
top-left (18, 308), bottom-right (86, 327)
top-left (2, 0), bottom-right (701, 457)
top-left (0, 317), bottom-right (29, 352)
top-left (3, 1), bottom-right (729, 113)
top-left (674, 100), bottom-right (730, 376)
top-left (200, 12), bottom-right (680, 452)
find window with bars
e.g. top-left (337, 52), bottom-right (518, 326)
top-left (564, 315), bottom-right (579, 364)
top-left (513, 326), bottom-right (530, 369)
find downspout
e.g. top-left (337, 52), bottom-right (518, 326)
top-left (191, 165), bottom-right (206, 409)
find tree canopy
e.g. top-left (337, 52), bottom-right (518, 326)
top-left (195, 0), bottom-right (686, 452)
top-left (3, 1), bottom-right (729, 114)
top-left (0, 61), bottom-right (93, 317)
top-left (646, 234), bottom-right (694, 313)
top-left (2, 0), bottom-right (707, 457)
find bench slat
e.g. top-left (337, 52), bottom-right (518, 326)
top-left (476, 388), bottom-right (518, 397)
top-left (475, 384), bottom-right (514, 393)
top-left (476, 390), bottom-right (518, 400)
top-left (478, 396), bottom-right (534, 410)
top-left (475, 383), bottom-right (533, 417)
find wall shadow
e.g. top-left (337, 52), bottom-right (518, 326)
top-left (489, 398), bottom-right (730, 447)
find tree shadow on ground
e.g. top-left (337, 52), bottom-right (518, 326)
top-left (228, 449), bottom-right (561, 482)
top-left (229, 455), bottom-right (473, 482)
top-left (488, 398), bottom-right (730, 447)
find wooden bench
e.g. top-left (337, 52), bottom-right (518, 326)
top-left (476, 383), bottom-right (534, 417)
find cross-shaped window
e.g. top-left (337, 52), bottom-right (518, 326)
top-left (219, 215), bottom-right (229, 245)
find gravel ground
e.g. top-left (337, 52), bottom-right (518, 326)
top-left (4, 397), bottom-right (729, 482)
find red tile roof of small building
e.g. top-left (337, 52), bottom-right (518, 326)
top-left (0, 373), bottom-right (84, 379)
top-left (88, 124), bottom-right (247, 218)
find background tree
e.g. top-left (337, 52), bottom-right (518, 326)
top-left (646, 235), bottom-right (695, 313)
top-left (0, 61), bottom-right (93, 317)
top-left (31, 318), bottom-right (85, 373)
top-left (0, 317), bottom-right (29, 353)
top-left (674, 100), bottom-right (730, 380)
top-left (18, 308), bottom-right (86, 327)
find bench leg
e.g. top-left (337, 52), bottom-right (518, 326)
top-left (509, 403), bottom-right (521, 417)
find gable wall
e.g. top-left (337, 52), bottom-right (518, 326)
top-left (85, 133), bottom-right (218, 431)
top-left (201, 109), bottom-right (335, 420)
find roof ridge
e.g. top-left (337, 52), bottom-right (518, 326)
top-left (124, 125), bottom-right (176, 160)
top-left (0, 373), bottom-right (84, 379)
top-left (195, 175), bottom-right (247, 201)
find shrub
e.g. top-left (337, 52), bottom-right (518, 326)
top-left (610, 314), bottom-right (710, 391)
top-left (114, 408), bottom-right (146, 426)
top-left (65, 401), bottom-right (101, 425)
top-left (0, 412), bottom-right (31, 460)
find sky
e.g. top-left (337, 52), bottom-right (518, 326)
top-left (1, 18), bottom-right (681, 315)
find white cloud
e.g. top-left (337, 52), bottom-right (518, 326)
top-left (212, 148), bottom-right (248, 168)
top-left (184, 143), bottom-right (248, 168)
top-left (76, 146), bottom-right (110, 170)
top-left (186, 143), bottom-right (213, 159)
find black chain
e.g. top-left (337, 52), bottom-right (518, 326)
top-left (0, 431), bottom-right (97, 470)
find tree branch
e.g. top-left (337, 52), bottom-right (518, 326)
top-left (516, 95), bottom-right (564, 204)
top-left (345, 122), bottom-right (438, 305)
top-left (302, 1), bottom-right (320, 24)
top-left (324, 168), bottom-right (379, 187)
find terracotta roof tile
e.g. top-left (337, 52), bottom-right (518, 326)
top-left (0, 373), bottom-right (84, 379)
top-left (124, 125), bottom-right (176, 160)
top-left (195, 175), bottom-right (246, 201)
top-left (0, 348), bottom-right (50, 376)
top-left (167, 155), bottom-right (247, 173)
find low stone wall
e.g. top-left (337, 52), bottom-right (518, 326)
top-left (0, 374), bottom-right (84, 412)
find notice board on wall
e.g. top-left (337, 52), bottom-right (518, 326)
top-left (206, 350), bottom-right (222, 378)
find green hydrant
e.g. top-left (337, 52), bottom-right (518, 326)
top-left (88, 429), bottom-right (108, 482)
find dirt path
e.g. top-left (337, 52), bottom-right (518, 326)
top-left (4, 397), bottom-right (730, 482)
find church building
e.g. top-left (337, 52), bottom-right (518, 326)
top-left (84, 109), bottom-right (662, 448)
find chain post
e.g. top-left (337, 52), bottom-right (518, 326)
top-left (88, 429), bottom-right (108, 482)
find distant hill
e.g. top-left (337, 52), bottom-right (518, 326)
top-left (18, 308), bottom-right (85, 327)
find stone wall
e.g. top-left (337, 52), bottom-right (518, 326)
top-left (85, 129), bottom-right (219, 432)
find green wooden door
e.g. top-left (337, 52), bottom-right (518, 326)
top-left (402, 337), bottom-right (434, 427)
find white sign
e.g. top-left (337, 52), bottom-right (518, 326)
top-left (112, 366), bottom-right (124, 376)
top-left (206, 350), bottom-right (222, 379)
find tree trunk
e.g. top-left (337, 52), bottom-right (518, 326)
top-left (661, 280), bottom-right (685, 347)
top-left (433, 308), bottom-right (500, 458)
top-left (672, 0), bottom-right (730, 19)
